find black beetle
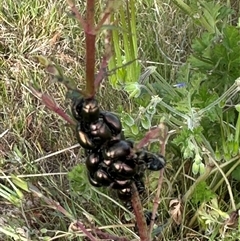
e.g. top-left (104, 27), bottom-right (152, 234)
top-left (103, 158), bottom-right (114, 167)
top-left (81, 98), bottom-right (100, 123)
top-left (90, 120), bottom-right (112, 140)
top-left (117, 187), bottom-right (132, 200)
top-left (76, 125), bottom-right (95, 149)
top-left (94, 168), bottom-right (113, 186)
top-left (124, 201), bottom-right (133, 211)
top-left (134, 178), bottom-right (145, 195)
top-left (146, 153), bottom-right (165, 171)
top-left (144, 211), bottom-right (158, 225)
top-left (138, 151), bottom-right (166, 171)
top-left (103, 140), bottom-right (132, 160)
top-left (109, 161), bottom-right (136, 180)
top-left (111, 179), bottom-right (132, 190)
top-left (87, 171), bottom-right (102, 187)
top-left (101, 111), bottom-right (122, 135)
top-left (85, 152), bottom-right (101, 173)
top-left (71, 97), bottom-right (84, 121)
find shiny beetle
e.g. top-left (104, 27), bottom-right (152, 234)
top-left (103, 158), bottom-right (114, 167)
top-left (94, 168), bottom-right (113, 186)
top-left (87, 171), bottom-right (102, 187)
top-left (90, 120), bottom-right (112, 140)
top-left (101, 111), bottom-right (122, 135)
top-left (76, 124), bottom-right (95, 149)
top-left (144, 211), bottom-right (158, 225)
top-left (117, 187), bottom-right (132, 200)
top-left (125, 139), bottom-right (134, 148)
top-left (134, 178), bottom-right (145, 195)
top-left (124, 201), bottom-right (133, 211)
top-left (81, 98), bottom-right (100, 123)
top-left (85, 152), bottom-right (101, 173)
top-left (138, 151), bottom-right (166, 171)
top-left (111, 179), bottom-right (132, 189)
top-left (71, 97), bottom-right (84, 121)
top-left (103, 140), bottom-right (132, 160)
top-left (109, 161), bottom-right (136, 180)
top-left (146, 153), bottom-right (165, 171)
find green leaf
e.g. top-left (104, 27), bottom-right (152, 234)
top-left (231, 165), bottom-right (240, 181)
top-left (191, 181), bottom-right (216, 205)
top-left (235, 104), bottom-right (240, 113)
top-left (11, 175), bottom-right (30, 192)
top-left (131, 124), bottom-right (139, 135)
top-left (68, 164), bottom-right (90, 194)
top-left (124, 83), bottom-right (141, 98)
top-left (122, 113), bottom-right (135, 126)
top-left (146, 105), bottom-right (156, 115)
top-left (141, 114), bottom-right (151, 129)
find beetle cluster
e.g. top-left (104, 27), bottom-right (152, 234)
top-left (72, 97), bottom-right (165, 202)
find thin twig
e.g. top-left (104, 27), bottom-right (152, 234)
top-left (95, 4), bottom-right (112, 32)
top-left (67, 0), bottom-right (87, 30)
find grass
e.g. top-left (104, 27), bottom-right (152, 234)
top-left (0, 0), bottom-right (239, 240)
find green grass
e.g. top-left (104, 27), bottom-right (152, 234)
top-left (1, 0), bottom-right (239, 240)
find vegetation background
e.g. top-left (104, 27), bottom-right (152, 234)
top-left (0, 0), bottom-right (240, 240)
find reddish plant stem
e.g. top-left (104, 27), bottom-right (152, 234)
top-left (94, 55), bottom-right (108, 88)
top-left (136, 127), bottom-right (164, 150)
top-left (28, 86), bottom-right (76, 126)
top-left (131, 183), bottom-right (149, 241)
top-left (148, 123), bottom-right (168, 238)
top-left (148, 168), bottom-right (165, 238)
top-left (85, 0), bottom-right (96, 97)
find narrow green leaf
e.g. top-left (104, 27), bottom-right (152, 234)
top-left (11, 175), bottom-right (30, 192)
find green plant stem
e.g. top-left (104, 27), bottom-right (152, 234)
top-left (85, 0), bottom-right (96, 97)
top-left (210, 158), bottom-right (236, 210)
